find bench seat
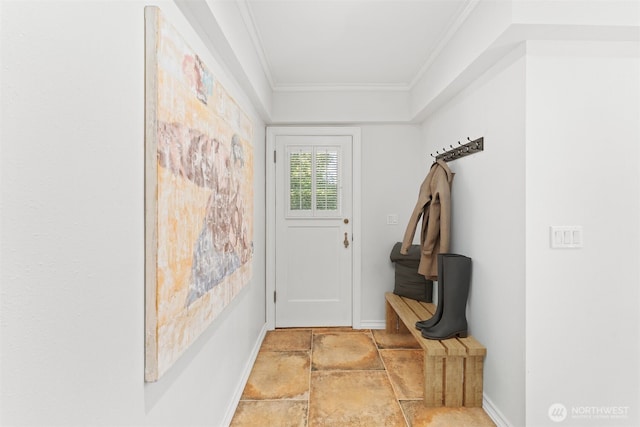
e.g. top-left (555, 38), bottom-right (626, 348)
top-left (385, 292), bottom-right (486, 407)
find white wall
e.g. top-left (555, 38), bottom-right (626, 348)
top-left (419, 39), bottom-right (640, 427)
top-left (271, 90), bottom-right (411, 124)
top-left (525, 40), bottom-right (640, 427)
top-left (0, 1), bottom-right (266, 426)
top-left (421, 46), bottom-right (527, 427)
top-left (359, 125), bottom-right (427, 325)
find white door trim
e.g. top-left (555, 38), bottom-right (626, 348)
top-left (266, 126), bottom-right (361, 330)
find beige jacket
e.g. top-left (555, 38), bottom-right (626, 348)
top-left (400, 160), bottom-right (453, 279)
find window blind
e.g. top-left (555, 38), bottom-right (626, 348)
top-left (286, 146), bottom-right (341, 217)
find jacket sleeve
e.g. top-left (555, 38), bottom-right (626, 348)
top-left (400, 202), bottom-right (425, 254)
top-left (422, 168), bottom-right (451, 256)
top-left (400, 171), bottom-right (434, 254)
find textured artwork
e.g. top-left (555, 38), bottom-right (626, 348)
top-left (144, 7), bottom-right (254, 382)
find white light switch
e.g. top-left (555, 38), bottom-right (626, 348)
top-left (550, 226), bottom-right (583, 248)
top-left (387, 214), bottom-right (398, 225)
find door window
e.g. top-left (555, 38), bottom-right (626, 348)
top-left (286, 146), bottom-right (341, 217)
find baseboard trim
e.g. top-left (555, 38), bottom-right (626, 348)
top-left (360, 320), bottom-right (386, 329)
top-left (483, 393), bottom-right (512, 427)
top-left (222, 323), bottom-right (268, 426)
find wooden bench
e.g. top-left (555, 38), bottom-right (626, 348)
top-left (385, 292), bottom-right (486, 408)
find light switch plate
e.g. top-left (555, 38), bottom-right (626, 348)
top-left (550, 226), bottom-right (583, 248)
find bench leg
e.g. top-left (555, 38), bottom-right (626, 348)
top-left (385, 300), bottom-right (398, 333)
top-left (444, 356), bottom-right (464, 407)
top-left (463, 356), bottom-right (484, 407)
top-left (423, 355), bottom-right (444, 407)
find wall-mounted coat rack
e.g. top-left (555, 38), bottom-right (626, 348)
top-left (430, 137), bottom-right (484, 162)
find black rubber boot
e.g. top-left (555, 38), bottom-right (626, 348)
top-left (414, 254), bottom-right (445, 330)
top-left (421, 254), bottom-right (471, 340)
top-left (414, 253), bottom-right (466, 330)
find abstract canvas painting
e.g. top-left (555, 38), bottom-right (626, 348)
top-left (144, 6), bottom-right (254, 382)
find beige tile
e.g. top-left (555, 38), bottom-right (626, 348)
top-left (231, 400), bottom-right (308, 427)
top-left (309, 370), bottom-right (406, 427)
top-left (380, 350), bottom-right (424, 400)
top-left (262, 329), bottom-right (312, 352)
top-left (400, 402), bottom-right (497, 427)
top-left (241, 351), bottom-right (310, 400)
top-left (233, 327), bottom-right (497, 427)
top-left (312, 332), bottom-right (384, 371)
top-left (372, 329), bottom-right (421, 349)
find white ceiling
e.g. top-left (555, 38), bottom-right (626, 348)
top-left (177, 0), bottom-right (637, 123)
top-left (241, 0), bottom-right (477, 91)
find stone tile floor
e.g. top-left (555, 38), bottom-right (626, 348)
top-left (231, 328), bottom-right (496, 427)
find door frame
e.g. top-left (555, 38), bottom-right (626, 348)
top-left (266, 126), bottom-right (362, 330)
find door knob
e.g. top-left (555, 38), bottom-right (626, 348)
top-left (343, 232), bottom-right (349, 249)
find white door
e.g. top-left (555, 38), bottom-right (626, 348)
top-left (274, 135), bottom-right (353, 327)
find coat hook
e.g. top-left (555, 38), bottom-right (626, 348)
top-left (467, 137), bottom-right (472, 142)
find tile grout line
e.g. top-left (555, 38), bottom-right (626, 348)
top-left (374, 330), bottom-right (412, 427)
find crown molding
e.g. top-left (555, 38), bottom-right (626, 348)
top-left (235, 0), bottom-right (277, 89)
top-left (241, 0), bottom-right (480, 93)
top-left (272, 83), bottom-right (411, 93)
top-left (409, 0), bottom-right (481, 89)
